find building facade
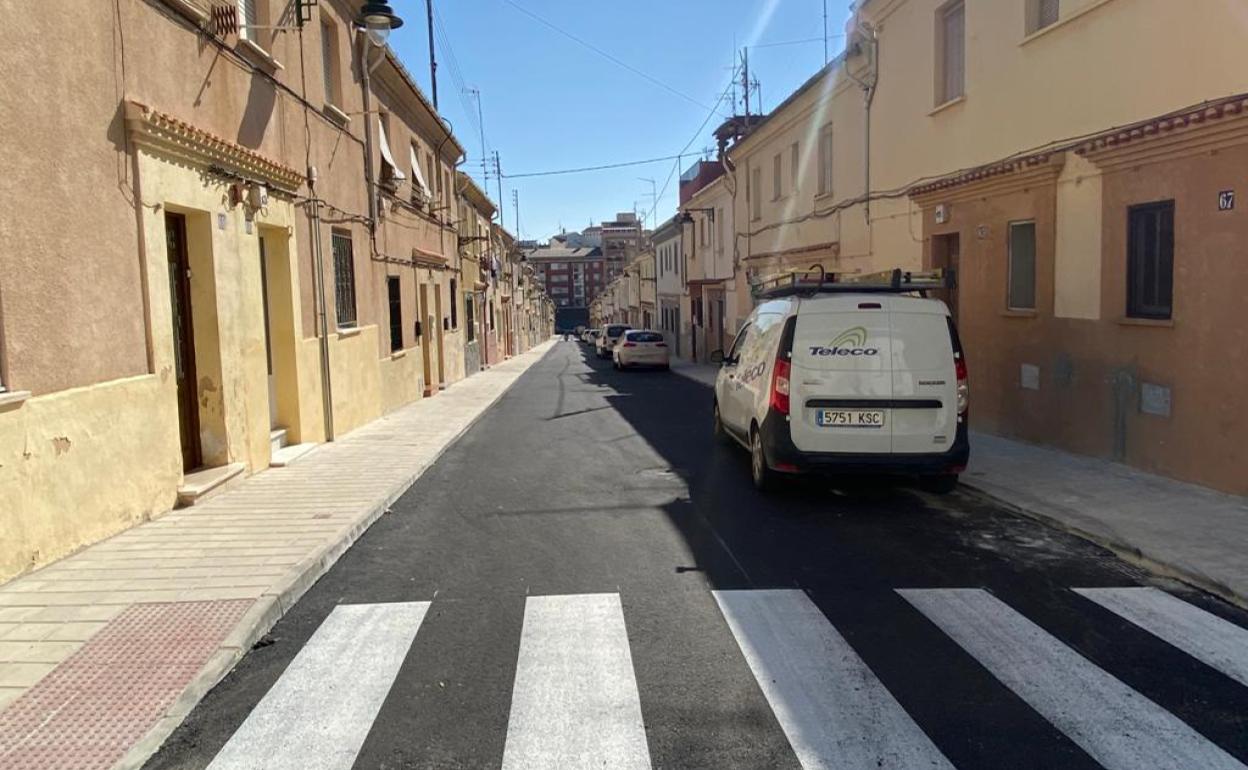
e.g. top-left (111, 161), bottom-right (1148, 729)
top-left (653, 215), bottom-right (684, 353)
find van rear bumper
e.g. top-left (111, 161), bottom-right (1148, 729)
top-left (760, 411), bottom-right (970, 476)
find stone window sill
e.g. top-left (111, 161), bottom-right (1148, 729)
top-left (0, 390), bottom-right (32, 409)
top-left (390, 350), bottom-right (407, 360)
top-left (237, 38), bottom-right (283, 73)
top-left (929, 95), bottom-right (966, 117)
top-left (323, 103), bottom-right (351, 126)
top-left (337, 326), bottom-right (362, 338)
top-left (1001, 308), bottom-right (1038, 318)
top-left (1118, 316), bottom-right (1174, 328)
top-left (159, 0), bottom-right (210, 26)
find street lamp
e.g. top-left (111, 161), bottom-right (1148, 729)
top-left (357, 0), bottom-right (404, 46)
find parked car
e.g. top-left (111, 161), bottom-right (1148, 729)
top-left (711, 272), bottom-right (969, 493)
top-left (596, 324), bottom-right (632, 359)
top-left (583, 328), bottom-right (601, 345)
top-left (613, 330), bottom-right (670, 370)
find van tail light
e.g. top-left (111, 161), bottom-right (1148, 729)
top-left (622, 342), bottom-right (637, 348)
top-left (770, 357), bottom-right (791, 415)
top-left (655, 342), bottom-right (667, 347)
top-left (955, 355), bottom-right (969, 415)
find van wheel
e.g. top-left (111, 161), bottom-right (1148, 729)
top-left (750, 426), bottom-right (780, 492)
top-left (712, 402), bottom-right (729, 444)
top-left (919, 474), bottom-right (959, 494)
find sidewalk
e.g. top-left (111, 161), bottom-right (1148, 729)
top-left (0, 340), bottom-right (555, 770)
top-left (670, 359), bottom-right (1248, 609)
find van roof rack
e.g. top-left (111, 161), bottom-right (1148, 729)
top-left (754, 266), bottom-right (957, 299)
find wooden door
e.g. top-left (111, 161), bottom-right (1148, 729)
top-left (165, 213), bottom-right (201, 471)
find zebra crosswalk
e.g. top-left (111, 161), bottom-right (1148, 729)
top-left (204, 586), bottom-right (1248, 769)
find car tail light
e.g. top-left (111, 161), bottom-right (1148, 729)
top-left (770, 357), bottom-right (791, 415)
top-left (622, 342), bottom-right (637, 348)
top-left (955, 355), bottom-right (969, 416)
top-left (655, 342), bottom-right (667, 347)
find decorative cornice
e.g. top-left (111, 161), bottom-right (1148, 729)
top-left (125, 100), bottom-right (305, 193)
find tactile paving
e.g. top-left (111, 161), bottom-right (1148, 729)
top-left (0, 599), bottom-right (252, 770)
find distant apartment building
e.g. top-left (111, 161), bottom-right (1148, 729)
top-left (525, 245), bottom-right (606, 309)
top-left (600, 212), bottom-right (646, 280)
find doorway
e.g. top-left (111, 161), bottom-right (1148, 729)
top-left (931, 232), bottom-right (961, 323)
top-left (165, 212), bottom-right (201, 471)
top-left (419, 283), bottom-right (434, 396)
top-left (434, 288), bottom-right (446, 388)
top-left (258, 235), bottom-right (278, 429)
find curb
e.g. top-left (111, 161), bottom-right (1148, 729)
top-left (114, 342), bottom-right (556, 770)
top-left (959, 481), bottom-right (1248, 613)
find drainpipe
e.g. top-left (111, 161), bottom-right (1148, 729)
top-left (308, 191), bottom-right (336, 440)
top-left (358, 32), bottom-right (381, 247)
top-left (847, 22), bottom-right (880, 252)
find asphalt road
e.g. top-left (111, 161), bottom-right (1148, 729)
top-left (147, 341), bottom-right (1248, 770)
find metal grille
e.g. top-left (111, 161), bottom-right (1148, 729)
top-left (332, 230), bottom-right (357, 328)
top-left (388, 277), bottom-right (403, 352)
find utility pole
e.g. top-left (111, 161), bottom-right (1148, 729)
top-left (512, 189), bottom-right (520, 238)
top-left (468, 88), bottom-right (487, 185)
top-left (638, 177), bottom-right (657, 228)
top-left (426, 0), bottom-right (438, 109)
top-left (823, 0), bottom-right (829, 65)
top-left (493, 151), bottom-right (504, 217)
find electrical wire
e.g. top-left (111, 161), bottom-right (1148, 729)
top-left (503, 153), bottom-right (690, 179)
top-left (750, 35), bottom-right (844, 49)
top-left (502, 0), bottom-right (731, 118)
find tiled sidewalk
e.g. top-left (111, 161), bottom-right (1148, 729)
top-left (670, 357), bottom-right (1248, 609)
top-left (0, 340), bottom-right (554, 770)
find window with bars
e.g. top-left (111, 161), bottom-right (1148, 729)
top-left (818, 124), bottom-right (834, 196)
top-left (1028, 0), bottom-right (1060, 34)
top-left (772, 153), bottom-right (783, 201)
top-left (1007, 221), bottom-right (1037, 310)
top-left (937, 1), bottom-right (966, 105)
top-left (449, 278), bottom-right (459, 328)
top-left (332, 229), bottom-right (357, 328)
top-left (387, 277), bottom-right (403, 352)
top-left (464, 292), bottom-right (476, 342)
top-left (790, 142), bottom-right (800, 193)
top-left (751, 166), bottom-right (762, 220)
top-left (1127, 201), bottom-right (1175, 320)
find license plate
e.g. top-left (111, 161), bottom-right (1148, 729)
top-left (816, 409), bottom-right (886, 428)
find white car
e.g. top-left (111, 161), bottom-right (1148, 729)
top-left (583, 328), bottom-right (601, 345)
top-left (595, 324), bottom-right (632, 359)
top-left (711, 271), bottom-right (969, 492)
top-left (613, 330), bottom-right (670, 370)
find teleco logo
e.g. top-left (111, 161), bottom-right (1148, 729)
top-left (808, 326), bottom-right (880, 357)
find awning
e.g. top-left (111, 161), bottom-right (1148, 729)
top-left (378, 118), bottom-right (406, 185)
top-left (409, 144), bottom-right (431, 200)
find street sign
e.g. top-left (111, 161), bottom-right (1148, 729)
top-left (1218, 190), bottom-right (1235, 211)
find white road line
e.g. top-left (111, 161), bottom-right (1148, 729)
top-left (501, 593), bottom-right (651, 770)
top-left (713, 589), bottom-right (952, 770)
top-left (1076, 586), bottom-right (1248, 688)
top-left (207, 601), bottom-right (429, 770)
top-left (898, 588), bottom-right (1247, 770)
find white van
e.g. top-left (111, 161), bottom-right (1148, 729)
top-left (711, 271), bottom-right (969, 492)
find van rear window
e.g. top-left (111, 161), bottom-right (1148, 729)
top-left (607, 325), bottom-right (630, 336)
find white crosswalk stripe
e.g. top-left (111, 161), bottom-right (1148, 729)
top-left (207, 601), bottom-right (429, 770)
top-left (501, 592), bottom-right (652, 770)
top-left (898, 588), bottom-right (1247, 770)
top-left (714, 589), bottom-right (953, 770)
top-left (1075, 586), bottom-right (1248, 688)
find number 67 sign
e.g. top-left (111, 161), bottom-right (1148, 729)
top-left (1219, 190), bottom-right (1235, 211)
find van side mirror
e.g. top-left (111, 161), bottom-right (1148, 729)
top-left (709, 349), bottom-right (725, 365)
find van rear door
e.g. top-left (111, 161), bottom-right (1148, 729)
top-left (889, 301), bottom-right (958, 454)
top-left (789, 297), bottom-right (892, 454)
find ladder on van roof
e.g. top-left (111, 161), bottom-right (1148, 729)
top-left (753, 266), bottom-right (957, 300)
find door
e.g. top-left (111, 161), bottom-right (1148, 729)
top-left (890, 307), bottom-right (959, 454)
top-left (419, 284), bottom-right (434, 395)
top-left (931, 233), bottom-right (961, 324)
top-left (434, 290), bottom-right (445, 387)
top-left (165, 212), bottom-right (201, 471)
top-left (719, 322), bottom-right (753, 431)
top-left (258, 236), bottom-right (278, 429)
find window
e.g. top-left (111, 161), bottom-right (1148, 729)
top-left (772, 153), bottom-right (783, 200)
top-left (449, 278), bottom-right (458, 328)
top-left (321, 16), bottom-right (340, 106)
top-left (937, 1), bottom-right (966, 105)
top-left (1007, 221), bottom-right (1037, 310)
top-left (791, 142), bottom-right (800, 193)
top-left (1027, 0), bottom-right (1060, 34)
top-left (489, 303), bottom-right (495, 330)
top-left (238, 0), bottom-right (257, 42)
top-left (410, 143), bottom-right (431, 205)
top-left (464, 292), bottom-right (476, 341)
top-left (377, 112), bottom-right (405, 190)
top-left (1127, 201), bottom-right (1175, 319)
top-left (818, 124), bottom-right (834, 195)
top-left (751, 166), bottom-right (762, 220)
top-left (716, 209), bottom-right (724, 254)
top-left (387, 277), bottom-right (403, 352)
top-left (332, 229), bottom-right (357, 328)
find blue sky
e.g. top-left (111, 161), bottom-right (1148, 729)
top-left (388, 0), bottom-right (854, 241)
